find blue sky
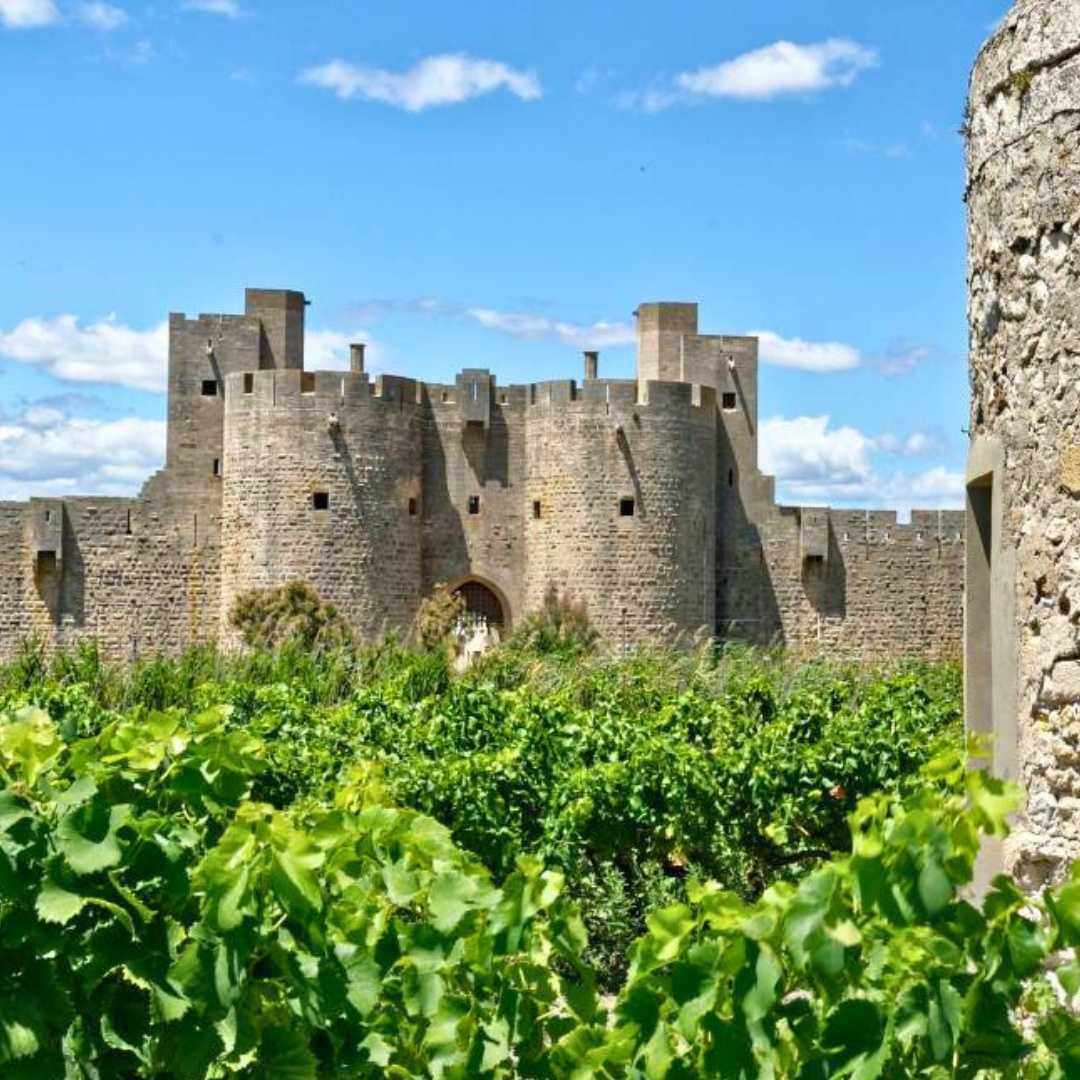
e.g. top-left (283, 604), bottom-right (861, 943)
top-left (0, 0), bottom-right (1005, 514)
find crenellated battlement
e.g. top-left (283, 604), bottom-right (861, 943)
top-left (223, 369), bottom-right (424, 416)
top-left (523, 377), bottom-right (717, 418)
top-left (826, 508), bottom-right (966, 546)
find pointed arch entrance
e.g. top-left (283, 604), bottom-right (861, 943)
top-left (452, 578), bottom-right (508, 630)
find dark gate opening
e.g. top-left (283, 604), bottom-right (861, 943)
top-left (454, 580), bottom-right (505, 629)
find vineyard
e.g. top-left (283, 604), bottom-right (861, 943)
top-left (1, 633), bottom-right (1079, 1076)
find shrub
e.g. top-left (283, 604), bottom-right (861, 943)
top-left (508, 583), bottom-right (599, 658)
top-left (412, 582), bottom-right (466, 651)
top-left (229, 579), bottom-right (353, 653)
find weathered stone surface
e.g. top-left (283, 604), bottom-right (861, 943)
top-left (1060, 446), bottom-right (1080, 493)
top-left (967, 0), bottom-right (1080, 882)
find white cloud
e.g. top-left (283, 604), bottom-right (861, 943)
top-left (902, 431), bottom-right (937, 456)
top-left (0, 408), bottom-right (165, 499)
top-left (182, 0), bottom-right (241, 16)
top-left (467, 307), bottom-right (635, 349)
top-left (299, 54), bottom-right (542, 111)
top-left (752, 329), bottom-right (861, 373)
top-left (630, 39), bottom-right (877, 111)
top-left (676, 39), bottom-right (877, 103)
top-left (0, 0), bottom-right (59, 28)
top-left (876, 342), bottom-right (931, 377)
top-left (760, 414), bottom-right (963, 515)
top-left (304, 329), bottom-right (387, 373)
top-left (0, 314), bottom-right (169, 393)
top-left (760, 415), bottom-right (874, 491)
top-left (128, 37), bottom-right (153, 63)
top-left (77, 1), bottom-right (126, 29)
top-left (0, 312), bottom-right (387, 393)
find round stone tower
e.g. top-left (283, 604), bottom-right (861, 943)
top-left (523, 378), bottom-right (717, 649)
top-left (220, 369), bottom-right (423, 643)
top-left (966, 0), bottom-right (1080, 886)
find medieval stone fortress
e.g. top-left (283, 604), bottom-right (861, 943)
top-left (0, 0), bottom-right (1075, 894)
top-left (0, 286), bottom-right (965, 662)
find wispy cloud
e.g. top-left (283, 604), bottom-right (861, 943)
top-left (349, 298), bottom-right (633, 350)
top-left (467, 308), bottom-right (634, 349)
top-left (181, 0), bottom-right (242, 16)
top-left (627, 38), bottom-right (877, 111)
top-left (0, 0), bottom-right (59, 28)
top-left (128, 37), bottom-right (153, 63)
top-left (875, 429), bottom-right (946, 458)
top-left (752, 329), bottom-right (861, 373)
top-left (299, 54), bottom-right (542, 111)
top-left (575, 65), bottom-right (612, 95)
top-left (874, 342), bottom-right (932, 377)
top-left (77, 1), bottom-right (126, 29)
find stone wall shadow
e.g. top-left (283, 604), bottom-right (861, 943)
top-left (715, 420), bottom-right (782, 647)
top-left (801, 520), bottom-right (847, 618)
top-left (418, 401), bottom-right (470, 594)
top-left (59, 507), bottom-right (86, 630)
top-left (463, 407), bottom-right (510, 488)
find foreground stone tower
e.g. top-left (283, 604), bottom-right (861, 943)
top-left (967, 0), bottom-right (1080, 885)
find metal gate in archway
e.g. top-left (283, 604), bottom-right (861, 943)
top-left (453, 580), bottom-right (505, 629)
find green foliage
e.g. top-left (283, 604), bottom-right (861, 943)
top-left (0, 641), bottom-right (963, 991)
top-left (583, 750), bottom-right (1080, 1078)
top-left (229, 580), bottom-right (353, 654)
top-left (0, 702), bottom-right (590, 1077)
top-left (1, 688), bottom-right (1078, 1076)
top-left (506, 584), bottom-right (599, 659)
top-left (412, 583), bottom-right (467, 651)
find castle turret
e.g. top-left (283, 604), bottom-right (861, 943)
top-left (523, 378), bottom-right (717, 648)
top-left (220, 369), bottom-right (423, 642)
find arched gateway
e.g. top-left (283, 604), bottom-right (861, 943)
top-left (452, 579), bottom-right (507, 630)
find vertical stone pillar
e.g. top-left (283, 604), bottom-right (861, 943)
top-left (966, 0), bottom-right (1080, 887)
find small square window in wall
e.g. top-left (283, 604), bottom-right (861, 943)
top-left (312, 491), bottom-right (330, 511)
top-left (468, 495), bottom-right (481, 515)
top-left (202, 379), bottom-right (218, 397)
top-left (532, 500), bottom-right (542, 520)
top-left (408, 498), bottom-right (418, 516)
top-left (619, 497), bottom-right (635, 517)
top-left (243, 373), bottom-right (254, 394)
top-left (722, 391), bottom-right (737, 411)
top-left (213, 458), bottom-right (221, 478)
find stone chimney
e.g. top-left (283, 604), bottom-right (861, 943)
top-left (350, 342), bottom-right (366, 374)
top-left (584, 350), bottom-right (599, 380)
